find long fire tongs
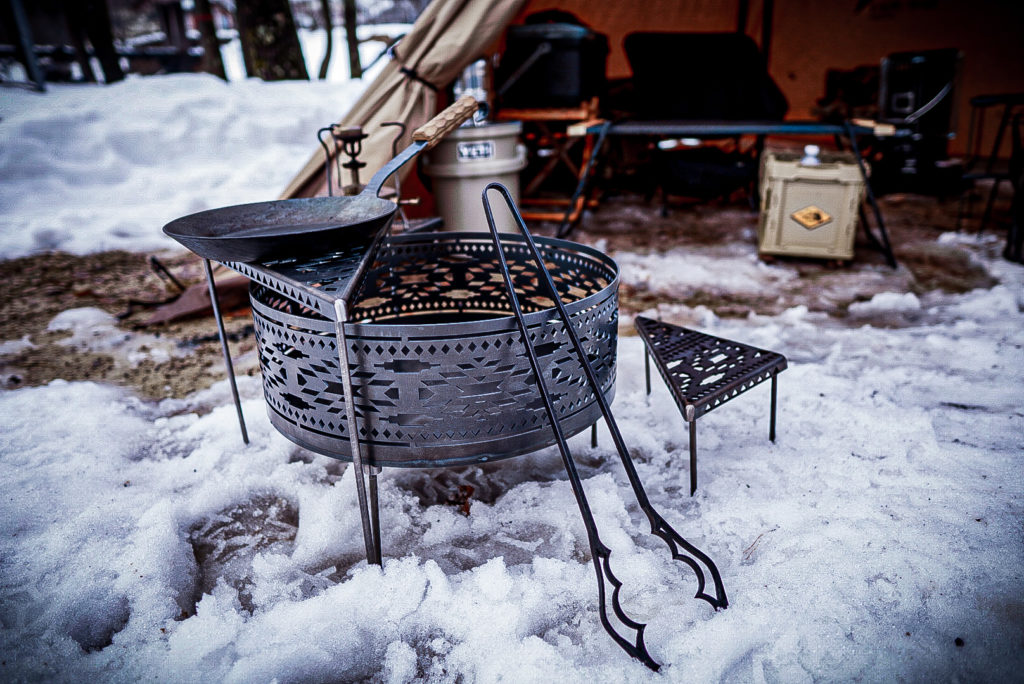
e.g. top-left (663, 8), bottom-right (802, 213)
top-left (480, 183), bottom-right (728, 671)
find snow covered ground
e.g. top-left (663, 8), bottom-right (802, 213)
top-left (1, 72), bottom-right (1022, 682)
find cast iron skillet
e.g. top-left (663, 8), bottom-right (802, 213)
top-left (163, 96), bottom-right (479, 263)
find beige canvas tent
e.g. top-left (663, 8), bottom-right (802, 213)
top-left (281, 0), bottom-right (528, 200)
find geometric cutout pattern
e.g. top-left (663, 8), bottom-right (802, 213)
top-left (634, 316), bottom-right (787, 421)
top-left (247, 233), bottom-right (620, 468)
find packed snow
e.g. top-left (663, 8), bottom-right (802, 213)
top-left (1, 70), bottom-right (1023, 682)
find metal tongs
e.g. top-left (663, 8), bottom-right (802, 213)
top-left (481, 183), bottom-right (728, 671)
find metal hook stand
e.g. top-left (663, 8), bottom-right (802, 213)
top-left (481, 183), bottom-right (728, 670)
top-left (336, 127), bottom-right (368, 195)
top-left (318, 125), bottom-right (369, 197)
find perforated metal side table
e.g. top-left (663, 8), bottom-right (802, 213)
top-left (635, 316), bottom-right (787, 495)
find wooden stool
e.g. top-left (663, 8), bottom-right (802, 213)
top-left (635, 316), bottom-right (787, 495)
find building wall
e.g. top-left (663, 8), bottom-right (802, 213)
top-left (517, 0), bottom-right (1024, 156)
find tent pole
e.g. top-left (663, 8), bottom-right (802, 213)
top-left (736, 0), bottom-right (749, 34)
top-left (761, 0), bottom-right (774, 68)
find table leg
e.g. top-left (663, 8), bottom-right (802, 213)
top-left (689, 420), bottom-right (697, 496)
top-left (644, 347), bottom-right (651, 396)
top-left (844, 122), bottom-right (897, 268)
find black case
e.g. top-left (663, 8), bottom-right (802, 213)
top-left (498, 23), bottom-right (609, 108)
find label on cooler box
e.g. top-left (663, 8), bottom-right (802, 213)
top-left (456, 141), bottom-right (495, 161)
top-left (791, 205), bottom-right (833, 230)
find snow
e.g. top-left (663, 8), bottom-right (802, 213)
top-left (2, 73), bottom-right (1024, 682)
top-left (0, 75), bottom-right (366, 259)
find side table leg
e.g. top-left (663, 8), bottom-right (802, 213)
top-left (689, 420), bottom-right (697, 496)
top-left (645, 348), bottom-right (651, 396)
top-left (591, 422), bottom-right (598, 448)
top-left (769, 371), bottom-right (778, 443)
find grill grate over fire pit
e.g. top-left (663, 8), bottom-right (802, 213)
top-left (248, 232), bottom-right (618, 467)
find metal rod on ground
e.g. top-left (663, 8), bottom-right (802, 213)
top-left (203, 259), bottom-right (248, 445)
top-left (333, 299), bottom-right (380, 566)
top-left (484, 182), bottom-right (728, 611)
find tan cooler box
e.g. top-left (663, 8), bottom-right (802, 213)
top-left (758, 148), bottom-right (867, 261)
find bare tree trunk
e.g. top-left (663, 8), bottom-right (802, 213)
top-left (318, 0), bottom-right (333, 80)
top-left (64, 0), bottom-right (124, 83)
top-left (235, 0), bottom-right (310, 81)
top-left (342, 0), bottom-right (361, 79)
top-left (194, 0), bottom-right (227, 80)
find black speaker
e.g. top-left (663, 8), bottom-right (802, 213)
top-left (879, 48), bottom-right (961, 138)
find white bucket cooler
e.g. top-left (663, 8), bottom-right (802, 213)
top-left (422, 121), bottom-right (527, 233)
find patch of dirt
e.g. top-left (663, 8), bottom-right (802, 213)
top-left (189, 495), bottom-right (299, 614)
top-left (899, 242), bottom-right (997, 293)
top-left (619, 282), bottom-right (786, 319)
top-left (0, 250), bottom-right (258, 399)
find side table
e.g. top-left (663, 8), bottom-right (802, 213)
top-left (635, 316), bottom-right (787, 495)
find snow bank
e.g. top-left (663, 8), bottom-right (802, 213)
top-left (0, 74), bottom-right (366, 258)
top-left (618, 248), bottom-right (795, 296)
top-left (1, 270), bottom-right (1022, 680)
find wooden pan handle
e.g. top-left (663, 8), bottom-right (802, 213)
top-left (412, 96), bottom-right (480, 149)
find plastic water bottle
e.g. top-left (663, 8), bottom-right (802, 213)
top-left (453, 59), bottom-right (490, 126)
top-left (801, 144), bottom-right (821, 166)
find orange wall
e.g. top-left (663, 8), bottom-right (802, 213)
top-left (517, 0), bottom-right (1024, 156)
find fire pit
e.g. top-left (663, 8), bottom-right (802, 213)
top-left (247, 231), bottom-right (619, 467)
top-left (173, 179), bottom-right (726, 671)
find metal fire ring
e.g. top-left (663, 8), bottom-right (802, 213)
top-left (249, 232), bottom-right (619, 468)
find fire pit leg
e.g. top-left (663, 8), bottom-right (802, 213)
top-left (333, 300), bottom-right (380, 566)
top-left (484, 182), bottom-right (728, 612)
top-left (369, 466), bottom-right (382, 562)
top-left (203, 259), bottom-right (248, 445)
